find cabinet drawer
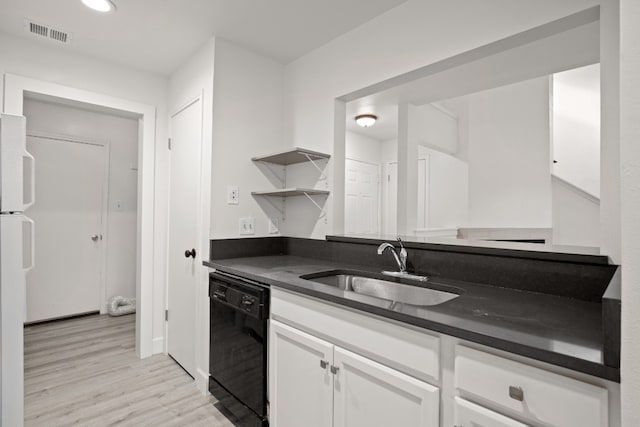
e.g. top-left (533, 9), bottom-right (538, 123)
top-left (454, 397), bottom-right (527, 427)
top-left (271, 288), bottom-right (440, 383)
top-left (454, 346), bottom-right (608, 427)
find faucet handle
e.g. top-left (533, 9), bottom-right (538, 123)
top-left (396, 236), bottom-right (405, 250)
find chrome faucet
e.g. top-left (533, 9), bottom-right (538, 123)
top-left (377, 237), bottom-right (407, 273)
top-left (377, 237), bottom-right (428, 282)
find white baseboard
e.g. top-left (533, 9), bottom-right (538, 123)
top-left (152, 337), bottom-right (164, 354)
top-left (196, 368), bottom-right (210, 395)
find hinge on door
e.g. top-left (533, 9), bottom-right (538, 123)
top-left (165, 309), bottom-right (168, 321)
top-left (168, 138), bottom-right (172, 150)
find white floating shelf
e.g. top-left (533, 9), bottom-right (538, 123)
top-left (251, 188), bottom-right (330, 197)
top-left (251, 147), bottom-right (331, 165)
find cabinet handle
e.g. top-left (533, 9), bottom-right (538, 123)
top-left (509, 385), bottom-right (524, 401)
top-left (320, 360), bottom-right (329, 369)
top-left (330, 365), bottom-right (339, 375)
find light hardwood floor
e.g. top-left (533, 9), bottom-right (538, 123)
top-left (24, 314), bottom-right (236, 426)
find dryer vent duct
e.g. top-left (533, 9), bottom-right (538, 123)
top-left (24, 19), bottom-right (73, 45)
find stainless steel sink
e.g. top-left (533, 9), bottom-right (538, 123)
top-left (301, 271), bottom-right (460, 307)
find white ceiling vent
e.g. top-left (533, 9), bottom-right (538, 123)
top-left (24, 19), bottom-right (73, 46)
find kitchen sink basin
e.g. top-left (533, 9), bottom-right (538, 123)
top-left (300, 270), bottom-right (460, 307)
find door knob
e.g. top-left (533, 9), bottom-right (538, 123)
top-left (91, 235), bottom-right (100, 242)
top-left (184, 248), bottom-right (196, 258)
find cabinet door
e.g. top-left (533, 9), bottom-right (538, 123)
top-left (333, 346), bottom-right (439, 427)
top-left (269, 320), bottom-right (333, 427)
top-left (454, 397), bottom-right (528, 427)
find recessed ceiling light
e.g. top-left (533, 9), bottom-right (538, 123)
top-left (355, 114), bottom-right (377, 128)
top-left (82, 0), bottom-right (116, 13)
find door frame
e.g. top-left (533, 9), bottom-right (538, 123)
top-left (26, 130), bottom-right (111, 316)
top-left (3, 73), bottom-right (156, 359)
top-left (385, 161), bottom-right (398, 235)
top-left (165, 92), bottom-right (204, 367)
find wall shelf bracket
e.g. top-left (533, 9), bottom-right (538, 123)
top-left (302, 191), bottom-right (327, 220)
top-left (302, 153), bottom-right (328, 181)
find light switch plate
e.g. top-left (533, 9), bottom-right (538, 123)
top-left (227, 186), bottom-right (239, 205)
top-left (268, 217), bottom-right (279, 234)
top-left (239, 217), bottom-right (255, 235)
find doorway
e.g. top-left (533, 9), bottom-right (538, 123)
top-left (23, 97), bottom-right (140, 325)
top-left (3, 73), bottom-right (157, 358)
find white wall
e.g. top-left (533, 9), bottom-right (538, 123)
top-left (552, 64), bottom-right (601, 197)
top-left (345, 131), bottom-right (382, 164)
top-left (0, 32), bottom-right (168, 349)
top-left (210, 38), bottom-right (285, 238)
top-left (23, 99), bottom-right (139, 303)
top-left (551, 177), bottom-right (600, 247)
top-left (423, 147), bottom-right (469, 229)
top-left (620, 0), bottom-right (640, 423)
top-left (440, 97), bottom-right (470, 161)
top-left (414, 104), bottom-right (458, 154)
top-left (281, 0), bottom-right (598, 238)
top-left (466, 77), bottom-right (552, 228)
top-left (599, 0), bottom-right (621, 262)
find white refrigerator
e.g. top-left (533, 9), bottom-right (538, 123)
top-left (0, 113), bottom-right (35, 427)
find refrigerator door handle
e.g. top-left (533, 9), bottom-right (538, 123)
top-left (23, 216), bottom-right (35, 272)
top-left (23, 150), bottom-right (36, 210)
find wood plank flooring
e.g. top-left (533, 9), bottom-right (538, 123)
top-left (24, 314), bottom-right (237, 426)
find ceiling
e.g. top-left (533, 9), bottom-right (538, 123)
top-left (0, 0), bottom-right (407, 76)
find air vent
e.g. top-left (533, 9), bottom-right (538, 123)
top-left (49, 29), bottom-right (68, 44)
top-left (24, 19), bottom-right (73, 46)
top-left (29, 22), bottom-right (48, 38)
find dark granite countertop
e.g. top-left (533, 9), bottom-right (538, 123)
top-left (204, 254), bottom-right (619, 382)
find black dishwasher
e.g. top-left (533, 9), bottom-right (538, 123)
top-left (209, 270), bottom-right (269, 427)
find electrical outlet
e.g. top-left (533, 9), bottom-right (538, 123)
top-left (227, 186), bottom-right (239, 205)
top-left (239, 217), bottom-right (255, 235)
top-left (268, 217), bottom-right (279, 234)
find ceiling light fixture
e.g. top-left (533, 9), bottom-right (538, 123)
top-left (355, 114), bottom-right (377, 128)
top-left (82, 0), bottom-right (116, 13)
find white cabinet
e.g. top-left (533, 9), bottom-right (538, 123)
top-left (455, 345), bottom-right (609, 427)
top-left (269, 320), bottom-right (333, 427)
top-left (269, 288), bottom-right (618, 427)
top-left (454, 397), bottom-right (527, 427)
top-left (333, 346), bottom-right (439, 427)
top-left (269, 320), bottom-right (440, 427)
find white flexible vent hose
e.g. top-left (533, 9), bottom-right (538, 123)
top-left (107, 296), bottom-right (136, 316)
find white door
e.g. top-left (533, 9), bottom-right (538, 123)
top-left (333, 346), bottom-right (439, 427)
top-left (454, 397), bottom-right (527, 427)
top-left (25, 135), bottom-right (106, 322)
top-left (167, 98), bottom-right (203, 377)
top-left (385, 162), bottom-right (398, 235)
top-left (269, 320), bottom-right (334, 427)
top-left (345, 159), bottom-right (379, 234)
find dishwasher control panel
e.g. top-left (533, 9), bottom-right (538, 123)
top-left (209, 272), bottom-right (268, 320)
